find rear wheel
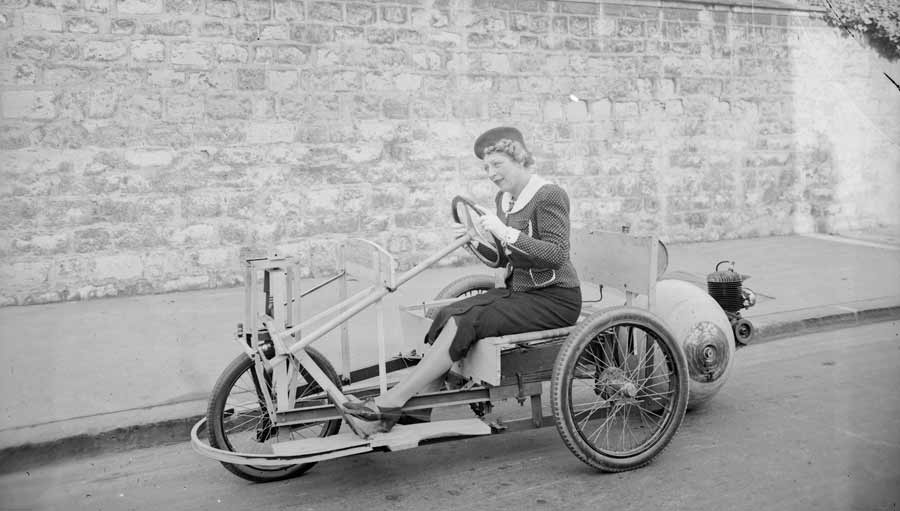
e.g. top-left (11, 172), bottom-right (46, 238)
top-left (551, 308), bottom-right (688, 472)
top-left (206, 347), bottom-right (342, 482)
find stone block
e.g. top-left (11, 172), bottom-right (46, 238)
top-left (588, 98), bottom-right (612, 119)
top-left (15, 233), bottom-right (70, 255)
top-left (23, 12), bottom-right (63, 32)
top-left (0, 63), bottom-right (39, 87)
top-left (166, 94), bottom-right (203, 120)
top-left (613, 101), bottom-right (639, 118)
top-left (398, 28), bottom-right (424, 45)
top-left (347, 3), bottom-right (376, 24)
top-left (87, 0), bottom-right (110, 12)
top-left (407, 50), bottom-right (442, 72)
top-left (565, 100), bottom-right (588, 122)
top-left (141, 19), bottom-right (191, 35)
top-left (84, 40), bottom-right (129, 61)
top-left (131, 39), bottom-right (165, 61)
top-left (165, 0), bottom-right (199, 14)
top-left (617, 18), bottom-right (644, 37)
top-left (345, 95), bottom-right (379, 120)
top-left (278, 95), bottom-right (305, 119)
top-left (124, 148), bottom-right (175, 167)
top-left (310, 1), bottom-right (342, 22)
top-left (267, 69), bottom-right (299, 91)
top-left (665, 99), bottom-right (683, 115)
top-left (2, 91), bottom-right (56, 119)
top-left (93, 253), bottom-right (143, 280)
top-left (119, 92), bottom-right (163, 120)
top-left (171, 41), bottom-right (216, 68)
top-left (10, 36), bottom-right (54, 60)
top-left (206, 94), bottom-right (251, 119)
top-left (511, 99), bottom-right (539, 117)
top-left (273, 0), bottom-right (304, 21)
top-left (383, 98), bottom-right (409, 119)
top-left (245, 122), bottom-right (295, 144)
top-left (244, 0), bottom-right (272, 21)
top-left (217, 44), bottom-right (250, 64)
top-left (118, 0), bottom-right (163, 14)
top-left (291, 23), bottom-right (334, 44)
top-left (368, 28), bottom-right (396, 44)
top-left (65, 16), bottom-right (101, 33)
top-left (111, 18), bottom-right (137, 34)
top-left (234, 23), bottom-right (259, 42)
top-left (390, 72), bottom-right (421, 91)
top-left (254, 46), bottom-right (276, 63)
top-left (306, 94), bottom-right (340, 121)
top-left (259, 24), bottom-right (289, 40)
top-left (276, 44), bottom-right (312, 65)
top-left (380, 5), bottom-right (407, 24)
top-left (427, 30), bottom-right (461, 48)
top-left (71, 227), bottom-right (112, 253)
top-left (333, 25), bottom-right (364, 41)
top-left (236, 68), bottom-right (265, 89)
top-left (186, 69), bottom-right (234, 91)
top-left (206, 0), bottom-right (238, 17)
top-left (0, 261), bottom-right (50, 290)
top-left (468, 32), bottom-right (494, 48)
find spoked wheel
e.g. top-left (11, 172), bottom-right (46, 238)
top-left (207, 347), bottom-right (342, 482)
top-left (551, 307), bottom-right (688, 472)
top-left (425, 274), bottom-right (496, 319)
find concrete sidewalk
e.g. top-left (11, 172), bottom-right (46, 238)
top-left (1, 233), bottom-right (898, 472)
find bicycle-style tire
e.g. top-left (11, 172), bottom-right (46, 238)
top-left (206, 347), bottom-right (342, 482)
top-left (551, 307), bottom-right (688, 472)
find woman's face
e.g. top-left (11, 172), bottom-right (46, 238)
top-left (482, 152), bottom-right (528, 195)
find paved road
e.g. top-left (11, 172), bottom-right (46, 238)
top-left (2, 321), bottom-right (898, 511)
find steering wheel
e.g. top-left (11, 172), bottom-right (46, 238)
top-left (451, 196), bottom-right (505, 268)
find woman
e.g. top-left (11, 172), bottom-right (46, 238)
top-left (341, 126), bottom-right (582, 437)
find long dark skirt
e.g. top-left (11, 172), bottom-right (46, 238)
top-left (425, 285), bottom-right (582, 362)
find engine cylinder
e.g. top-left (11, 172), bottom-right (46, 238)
top-left (652, 279), bottom-right (736, 409)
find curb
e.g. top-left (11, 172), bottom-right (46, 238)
top-left (747, 296), bottom-right (900, 344)
top-left (0, 415), bottom-right (202, 476)
top-left (2, 298), bottom-right (898, 475)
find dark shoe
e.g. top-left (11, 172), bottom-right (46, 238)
top-left (340, 398), bottom-right (403, 438)
top-left (397, 408), bottom-right (432, 425)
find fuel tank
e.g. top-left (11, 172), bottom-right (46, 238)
top-left (652, 279), bottom-right (736, 409)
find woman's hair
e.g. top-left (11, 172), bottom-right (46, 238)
top-left (484, 138), bottom-right (535, 168)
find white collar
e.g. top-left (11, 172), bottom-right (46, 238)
top-left (501, 175), bottom-right (550, 214)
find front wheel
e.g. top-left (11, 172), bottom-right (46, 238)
top-left (425, 274), bottom-right (496, 319)
top-left (206, 347), bottom-right (343, 482)
top-left (551, 307), bottom-right (688, 472)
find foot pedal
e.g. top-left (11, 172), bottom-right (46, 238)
top-left (270, 433), bottom-right (372, 461)
top-left (369, 418), bottom-right (491, 451)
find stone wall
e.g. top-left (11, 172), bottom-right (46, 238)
top-left (1, 0), bottom-right (898, 306)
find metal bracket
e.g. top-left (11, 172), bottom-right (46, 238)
top-left (515, 373), bottom-right (526, 406)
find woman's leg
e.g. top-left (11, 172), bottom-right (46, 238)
top-left (373, 319), bottom-right (458, 409)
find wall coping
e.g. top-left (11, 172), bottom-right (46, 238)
top-left (579, 0), bottom-right (827, 14)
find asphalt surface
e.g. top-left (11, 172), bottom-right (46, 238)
top-left (2, 233), bottom-right (899, 467)
top-left (2, 321), bottom-right (897, 511)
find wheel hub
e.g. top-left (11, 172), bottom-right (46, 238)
top-left (683, 321), bottom-right (730, 383)
top-left (595, 367), bottom-right (639, 399)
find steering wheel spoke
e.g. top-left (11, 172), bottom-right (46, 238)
top-left (451, 196), bottom-right (505, 268)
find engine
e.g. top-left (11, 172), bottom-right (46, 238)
top-left (706, 261), bottom-right (757, 345)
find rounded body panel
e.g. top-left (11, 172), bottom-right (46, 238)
top-left (653, 279), bottom-right (736, 409)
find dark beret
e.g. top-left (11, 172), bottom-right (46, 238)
top-left (473, 126), bottom-right (527, 160)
